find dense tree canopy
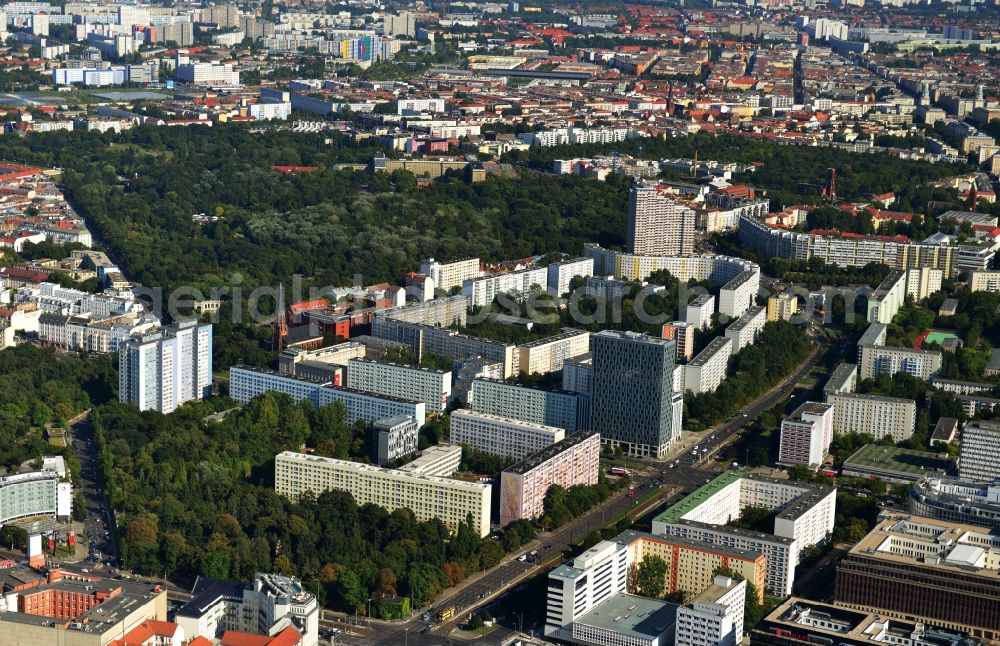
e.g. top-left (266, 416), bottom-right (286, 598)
top-left (94, 394), bottom-right (535, 612)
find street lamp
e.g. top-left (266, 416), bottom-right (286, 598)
top-left (513, 611), bottom-right (524, 633)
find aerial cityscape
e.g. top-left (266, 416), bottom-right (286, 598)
top-left (0, 0), bottom-right (998, 645)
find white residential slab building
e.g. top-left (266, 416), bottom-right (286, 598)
top-left (684, 337), bottom-right (732, 395)
top-left (450, 409), bottom-right (564, 459)
top-left (274, 450), bottom-right (491, 536)
top-left (463, 266), bottom-right (548, 308)
top-left (346, 358), bottom-right (451, 415)
top-left (827, 393), bottom-right (916, 442)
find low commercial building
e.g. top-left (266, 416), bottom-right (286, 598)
top-left (652, 472), bottom-right (836, 596)
top-left (841, 444), bottom-right (953, 484)
top-left (450, 409), bottom-right (565, 460)
top-left (0, 571), bottom-right (168, 646)
top-left (499, 431), bottom-right (600, 525)
top-left (373, 415), bottom-right (419, 465)
top-left (685, 294), bottom-right (715, 330)
top-left (827, 393), bottom-right (916, 442)
top-left (753, 597), bottom-right (982, 646)
top-left (346, 358), bottom-right (451, 415)
top-left (175, 573), bottom-right (318, 646)
top-left (778, 402), bottom-right (834, 469)
top-left (859, 344), bottom-right (942, 381)
top-left (684, 337), bottom-right (732, 395)
top-left (960, 420), bottom-right (1000, 482)
top-left (723, 305), bottom-right (766, 353)
top-left (569, 592), bottom-right (677, 646)
top-left (274, 451), bottom-right (491, 536)
top-left (229, 366), bottom-right (427, 427)
top-left (516, 328), bottom-right (590, 375)
top-left (910, 477), bottom-right (1000, 529)
top-left (470, 378), bottom-right (588, 432)
top-left (834, 514), bottom-right (1000, 639)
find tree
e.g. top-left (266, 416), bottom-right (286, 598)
top-left (335, 569), bottom-right (368, 610)
top-left (631, 555), bottom-right (668, 599)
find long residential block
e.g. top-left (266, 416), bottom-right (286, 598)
top-left (346, 358), bottom-right (451, 415)
top-left (584, 244), bottom-right (760, 318)
top-left (859, 344), bottom-right (942, 381)
top-left (229, 366), bottom-right (426, 427)
top-left (470, 378), bottom-right (589, 432)
top-left (371, 318), bottom-right (518, 378)
top-left (274, 450), bottom-right (491, 537)
top-left (724, 305), bottom-right (766, 353)
top-left (739, 213), bottom-right (957, 277)
top-left (450, 409), bottom-right (565, 459)
top-left (827, 392), bottom-right (916, 442)
top-left (684, 336), bottom-right (733, 395)
top-left (463, 266), bottom-right (548, 308)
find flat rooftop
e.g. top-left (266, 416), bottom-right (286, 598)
top-left (503, 431), bottom-right (597, 475)
top-left (848, 513), bottom-right (1000, 579)
top-left (688, 336), bottom-right (732, 367)
top-left (843, 444), bottom-right (953, 480)
top-left (722, 269), bottom-right (758, 290)
top-left (824, 363), bottom-right (856, 392)
top-left (858, 322), bottom-right (886, 347)
top-left (616, 529), bottom-right (764, 562)
top-left (726, 305), bottom-right (765, 333)
top-left (654, 470), bottom-right (742, 525)
top-left (517, 328), bottom-right (588, 348)
top-left (574, 592), bottom-right (677, 641)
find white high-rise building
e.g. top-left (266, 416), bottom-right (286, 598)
top-left (960, 421), bottom-right (1000, 482)
top-left (119, 321), bottom-right (212, 414)
top-left (675, 576), bottom-right (746, 646)
top-left (419, 257), bottom-right (481, 293)
top-left (778, 402), bottom-right (833, 469)
top-left (628, 182), bottom-right (696, 256)
top-left (545, 540), bottom-right (630, 640)
top-left (450, 409), bottom-right (564, 459)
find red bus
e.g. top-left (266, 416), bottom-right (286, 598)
top-left (609, 467), bottom-right (631, 476)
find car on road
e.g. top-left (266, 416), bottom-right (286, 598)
top-left (517, 555), bottom-right (527, 562)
